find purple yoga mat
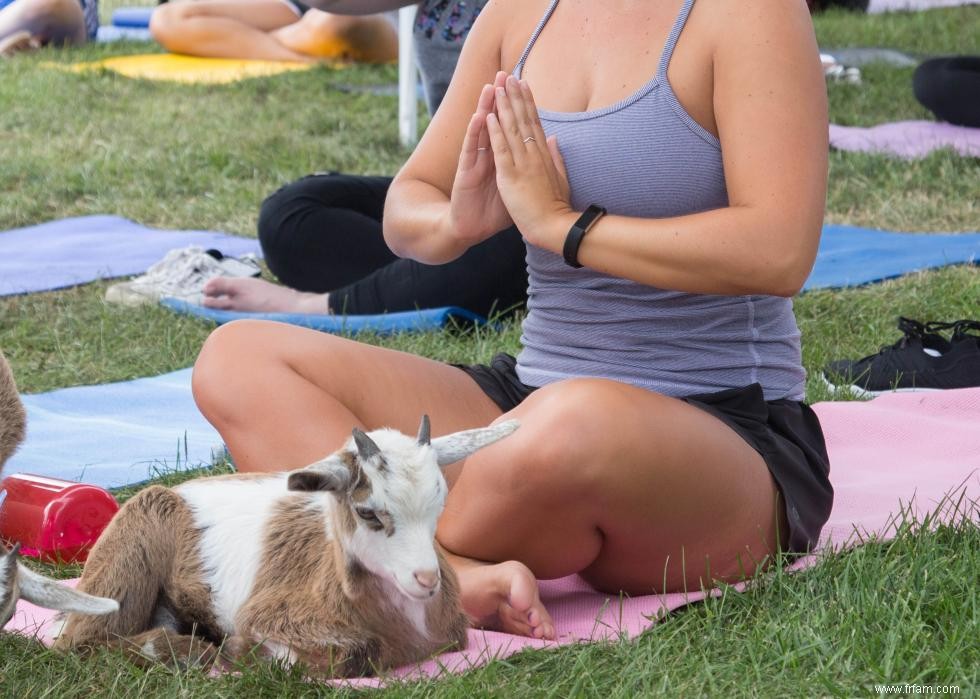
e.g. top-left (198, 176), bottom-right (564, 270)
top-left (0, 215), bottom-right (262, 296)
top-left (869, 0), bottom-right (979, 11)
top-left (829, 121), bottom-right (980, 159)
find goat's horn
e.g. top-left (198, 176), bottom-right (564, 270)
top-left (352, 428), bottom-right (381, 462)
top-left (417, 415), bottom-right (431, 446)
top-left (431, 419), bottom-right (520, 467)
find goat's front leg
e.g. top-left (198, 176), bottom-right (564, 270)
top-left (112, 628), bottom-right (219, 670)
top-left (218, 635), bottom-right (381, 678)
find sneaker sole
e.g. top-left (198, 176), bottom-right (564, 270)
top-left (819, 373), bottom-right (942, 399)
top-left (104, 283), bottom-right (158, 307)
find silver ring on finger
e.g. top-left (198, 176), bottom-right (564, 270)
top-left (523, 136), bottom-right (536, 144)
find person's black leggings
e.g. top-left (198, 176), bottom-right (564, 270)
top-left (913, 56), bottom-right (980, 129)
top-left (257, 172), bottom-right (529, 317)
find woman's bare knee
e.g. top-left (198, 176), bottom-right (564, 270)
top-left (192, 320), bottom-right (277, 425)
top-left (12, 0), bottom-right (85, 43)
top-left (148, 3), bottom-right (184, 46)
top-left (504, 379), bottom-right (661, 490)
top-left (471, 380), bottom-right (634, 503)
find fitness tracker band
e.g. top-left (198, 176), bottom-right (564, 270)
top-left (562, 204), bottom-right (607, 269)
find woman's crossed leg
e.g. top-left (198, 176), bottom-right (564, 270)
top-left (193, 320), bottom-right (784, 639)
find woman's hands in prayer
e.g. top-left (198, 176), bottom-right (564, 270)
top-left (485, 73), bottom-right (573, 249)
top-left (448, 73), bottom-right (514, 245)
top-left (449, 71), bottom-right (573, 251)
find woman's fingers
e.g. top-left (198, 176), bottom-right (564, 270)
top-left (459, 111), bottom-right (485, 171)
top-left (518, 79), bottom-right (551, 155)
top-left (493, 85), bottom-right (527, 165)
top-left (486, 112), bottom-right (515, 172)
top-left (505, 76), bottom-right (537, 145)
top-left (460, 84), bottom-right (496, 171)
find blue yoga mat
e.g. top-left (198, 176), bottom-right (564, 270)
top-left (804, 225), bottom-right (980, 291)
top-left (111, 6), bottom-right (154, 28)
top-left (6, 369), bottom-right (223, 489)
top-left (0, 215), bottom-right (261, 296)
top-left (161, 298), bottom-right (486, 334)
top-left (96, 26), bottom-right (154, 43)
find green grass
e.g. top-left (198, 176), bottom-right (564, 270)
top-left (4, 509), bottom-right (977, 697)
top-left (2, 6), bottom-right (979, 698)
top-left (814, 6), bottom-right (980, 55)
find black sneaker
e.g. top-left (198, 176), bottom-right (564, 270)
top-left (822, 317), bottom-right (980, 397)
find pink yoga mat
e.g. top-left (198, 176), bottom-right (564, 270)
top-left (7, 388), bottom-right (980, 684)
top-left (830, 121), bottom-right (980, 159)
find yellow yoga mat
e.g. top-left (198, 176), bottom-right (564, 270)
top-left (46, 54), bottom-right (315, 84)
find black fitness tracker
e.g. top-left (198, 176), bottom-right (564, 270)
top-left (562, 204), bottom-right (607, 269)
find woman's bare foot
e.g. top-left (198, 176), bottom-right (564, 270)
top-left (455, 559), bottom-right (555, 640)
top-left (202, 277), bottom-right (329, 314)
top-left (273, 11), bottom-right (398, 63)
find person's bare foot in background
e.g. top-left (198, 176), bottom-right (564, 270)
top-left (273, 11), bottom-right (397, 63)
top-left (0, 30), bottom-right (39, 56)
top-left (202, 276), bottom-right (330, 314)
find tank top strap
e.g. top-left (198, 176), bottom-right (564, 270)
top-left (656, 0), bottom-right (697, 78)
top-left (513, 0), bottom-right (561, 76)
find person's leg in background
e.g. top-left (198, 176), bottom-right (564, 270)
top-left (0, 0), bottom-right (86, 54)
top-left (204, 172), bottom-right (529, 318)
top-left (149, 0), bottom-right (397, 63)
top-left (913, 56), bottom-right (980, 129)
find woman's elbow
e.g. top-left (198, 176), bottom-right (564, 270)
top-left (762, 245), bottom-right (817, 297)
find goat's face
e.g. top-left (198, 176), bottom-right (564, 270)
top-left (288, 417), bottom-right (518, 601)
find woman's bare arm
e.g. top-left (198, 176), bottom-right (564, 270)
top-left (382, 0), bottom-right (517, 263)
top-left (387, 0), bottom-right (827, 296)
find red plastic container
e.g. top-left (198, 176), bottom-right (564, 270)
top-left (0, 474), bottom-right (119, 563)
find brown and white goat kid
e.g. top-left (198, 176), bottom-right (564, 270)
top-left (0, 350), bottom-right (119, 629)
top-left (54, 416), bottom-right (519, 677)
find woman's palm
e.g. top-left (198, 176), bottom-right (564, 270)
top-left (451, 154), bottom-right (513, 239)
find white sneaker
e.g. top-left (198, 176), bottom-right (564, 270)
top-left (105, 246), bottom-right (261, 307)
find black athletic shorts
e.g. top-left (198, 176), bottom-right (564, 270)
top-left (454, 353), bottom-right (833, 555)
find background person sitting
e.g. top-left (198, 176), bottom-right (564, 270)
top-left (0, 0), bottom-right (97, 55)
top-left (201, 0), bottom-right (530, 319)
top-left (149, 0), bottom-right (399, 63)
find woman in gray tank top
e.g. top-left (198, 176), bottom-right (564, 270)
top-left (194, 0), bottom-right (834, 641)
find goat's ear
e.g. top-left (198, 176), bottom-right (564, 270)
top-left (287, 456), bottom-right (351, 493)
top-left (431, 419), bottom-right (520, 467)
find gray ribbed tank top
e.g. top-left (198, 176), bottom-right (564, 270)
top-left (513, 0), bottom-right (806, 401)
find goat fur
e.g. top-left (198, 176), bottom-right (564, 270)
top-left (0, 351), bottom-right (119, 628)
top-left (54, 418), bottom-right (519, 677)
top-left (0, 351), bottom-right (26, 469)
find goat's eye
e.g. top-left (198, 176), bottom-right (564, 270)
top-left (355, 507), bottom-right (380, 523)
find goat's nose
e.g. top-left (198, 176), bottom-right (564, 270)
top-left (414, 569), bottom-right (440, 590)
